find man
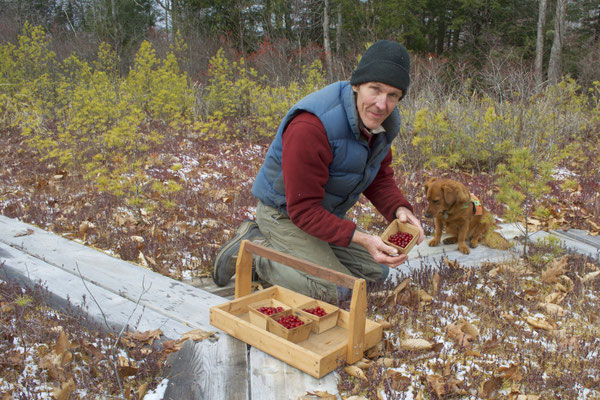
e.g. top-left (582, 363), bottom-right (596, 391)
top-left (213, 40), bottom-right (424, 301)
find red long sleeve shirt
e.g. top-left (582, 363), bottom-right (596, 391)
top-left (281, 112), bottom-right (413, 247)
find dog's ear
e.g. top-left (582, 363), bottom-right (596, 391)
top-left (443, 181), bottom-right (470, 205)
top-left (424, 178), bottom-right (436, 195)
top-left (456, 184), bottom-right (471, 204)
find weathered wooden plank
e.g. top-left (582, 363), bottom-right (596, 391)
top-left (163, 337), bottom-right (249, 400)
top-left (0, 242), bottom-right (191, 339)
top-left (248, 347), bottom-right (339, 400)
top-left (551, 229), bottom-right (600, 250)
top-left (0, 215), bottom-right (223, 330)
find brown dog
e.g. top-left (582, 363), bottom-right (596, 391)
top-left (424, 178), bottom-right (508, 254)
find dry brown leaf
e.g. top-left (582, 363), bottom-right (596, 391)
top-left (582, 270), bottom-right (600, 283)
top-left (426, 374), bottom-right (465, 397)
top-left (386, 370), bottom-right (411, 392)
top-left (299, 391), bottom-right (337, 400)
top-left (127, 329), bottom-right (163, 345)
top-left (544, 291), bottom-right (567, 304)
top-left (352, 359), bottom-right (372, 370)
top-left (376, 357), bottom-right (396, 368)
top-left (180, 328), bottom-right (216, 341)
top-left (445, 320), bottom-right (478, 347)
top-left (416, 289), bottom-right (433, 303)
top-left (384, 277), bottom-right (411, 305)
top-left (431, 272), bottom-right (440, 296)
top-left (344, 365), bottom-right (368, 381)
top-left (375, 318), bottom-right (392, 330)
top-left (117, 356), bottom-right (138, 378)
top-left (479, 376), bottom-right (503, 398)
top-left (138, 383), bottom-right (149, 399)
top-left (525, 316), bottom-right (556, 331)
top-left (538, 302), bottom-right (566, 317)
top-left (497, 363), bottom-right (523, 381)
top-left (14, 228), bottom-right (34, 237)
top-left (400, 338), bottom-right (434, 351)
top-left (541, 256), bottom-right (568, 283)
top-left (52, 378), bottom-right (76, 400)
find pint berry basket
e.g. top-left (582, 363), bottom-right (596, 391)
top-left (267, 310), bottom-right (313, 343)
top-left (296, 300), bottom-right (340, 334)
top-left (381, 219), bottom-right (419, 254)
top-left (248, 298), bottom-right (291, 330)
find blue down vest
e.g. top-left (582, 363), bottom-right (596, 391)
top-left (252, 81), bottom-right (401, 218)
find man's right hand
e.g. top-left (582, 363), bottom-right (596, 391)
top-left (351, 230), bottom-right (408, 268)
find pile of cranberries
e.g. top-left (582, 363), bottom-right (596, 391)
top-left (276, 314), bottom-right (305, 329)
top-left (388, 231), bottom-right (414, 248)
top-left (302, 306), bottom-right (327, 317)
top-left (257, 306), bottom-right (284, 315)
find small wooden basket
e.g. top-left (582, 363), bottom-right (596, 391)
top-left (381, 219), bottom-right (419, 254)
top-left (248, 298), bottom-right (291, 330)
top-left (297, 300), bottom-right (340, 334)
top-left (267, 310), bottom-right (313, 343)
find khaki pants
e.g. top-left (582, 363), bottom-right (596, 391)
top-left (254, 201), bottom-right (388, 302)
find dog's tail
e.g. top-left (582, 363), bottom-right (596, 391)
top-left (482, 229), bottom-right (511, 250)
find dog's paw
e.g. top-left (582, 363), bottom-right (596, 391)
top-left (458, 244), bottom-right (470, 254)
top-left (428, 238), bottom-right (440, 247)
top-left (443, 237), bottom-right (458, 245)
top-left (470, 239), bottom-right (479, 248)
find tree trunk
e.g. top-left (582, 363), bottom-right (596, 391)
top-left (336, 3), bottom-right (342, 78)
top-left (323, 0), bottom-right (333, 82)
top-left (548, 0), bottom-right (566, 85)
top-left (535, 0), bottom-right (547, 92)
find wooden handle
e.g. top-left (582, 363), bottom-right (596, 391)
top-left (234, 240), bottom-right (367, 364)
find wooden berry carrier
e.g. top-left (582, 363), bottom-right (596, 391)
top-left (209, 240), bottom-right (383, 378)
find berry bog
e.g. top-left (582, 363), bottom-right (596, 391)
top-left (381, 219), bottom-right (419, 254)
top-left (296, 299), bottom-right (340, 334)
top-left (210, 240), bottom-right (383, 378)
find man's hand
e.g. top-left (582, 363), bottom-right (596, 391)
top-left (351, 230), bottom-right (408, 268)
top-left (395, 206), bottom-right (425, 244)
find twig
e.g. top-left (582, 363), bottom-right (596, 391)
top-left (75, 262), bottom-right (152, 397)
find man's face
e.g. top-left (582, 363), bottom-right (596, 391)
top-left (352, 82), bottom-right (403, 130)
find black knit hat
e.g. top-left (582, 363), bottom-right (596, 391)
top-left (350, 40), bottom-right (410, 98)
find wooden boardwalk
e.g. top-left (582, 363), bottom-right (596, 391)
top-left (1, 214), bottom-right (598, 399)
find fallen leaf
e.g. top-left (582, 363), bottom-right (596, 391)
top-left (126, 329), bottom-right (163, 345)
top-left (541, 256), bottom-right (568, 283)
top-left (386, 370), bottom-right (411, 391)
top-left (426, 374), bottom-right (465, 397)
top-left (416, 289), bottom-right (433, 303)
top-left (299, 390), bottom-right (337, 399)
top-left (431, 272), bottom-right (440, 296)
top-left (344, 365), bottom-right (368, 381)
top-left (180, 328), bottom-right (216, 341)
top-left (479, 376), bottom-right (503, 398)
top-left (582, 270), bottom-right (600, 283)
top-left (525, 316), bottom-right (556, 331)
top-left (400, 338), bottom-right (434, 351)
top-left (538, 302), bottom-right (566, 317)
top-left (446, 320), bottom-right (478, 347)
top-left (384, 277), bottom-right (411, 305)
top-left (376, 357), bottom-right (396, 368)
top-left (14, 228), bottom-right (34, 237)
top-left (52, 378), bottom-right (76, 400)
top-left (544, 291), bottom-right (567, 304)
top-left (497, 363), bottom-right (523, 381)
top-left (118, 356), bottom-right (138, 378)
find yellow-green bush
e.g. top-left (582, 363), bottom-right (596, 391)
top-left (3, 25), bottom-right (192, 211)
top-left (408, 78), bottom-right (593, 172)
top-left (197, 51), bottom-right (325, 140)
